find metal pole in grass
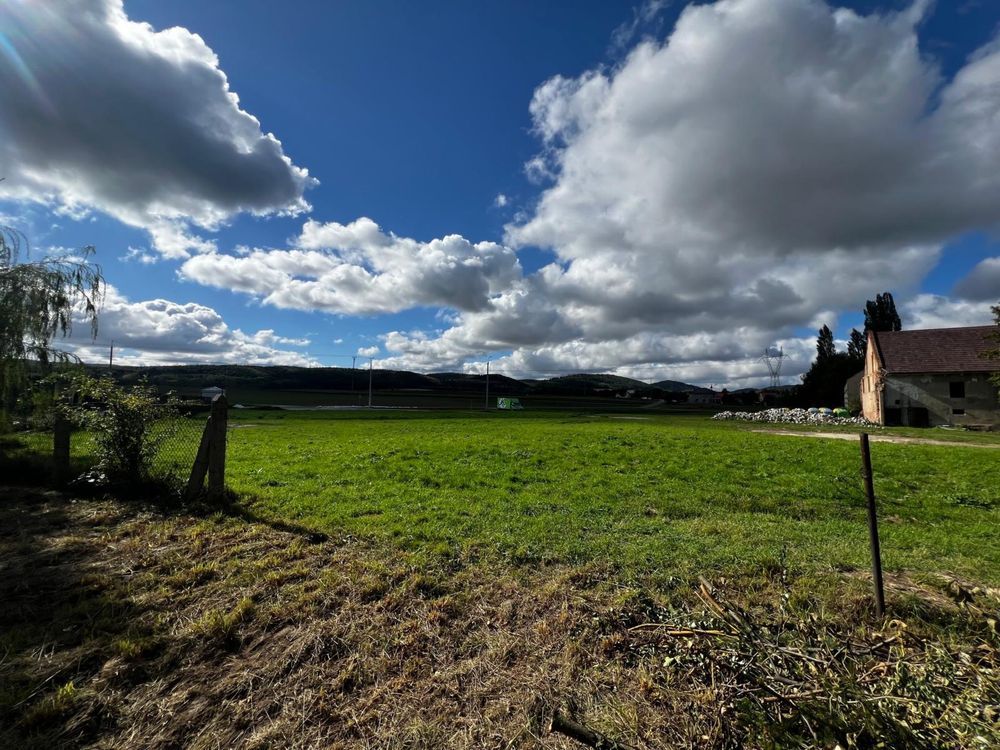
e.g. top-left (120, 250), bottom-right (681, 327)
top-left (859, 432), bottom-right (886, 617)
top-left (367, 357), bottom-right (373, 408)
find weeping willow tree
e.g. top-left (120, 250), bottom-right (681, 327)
top-left (0, 226), bottom-right (104, 420)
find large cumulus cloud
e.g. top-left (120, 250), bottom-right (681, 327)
top-left (374, 0), bottom-right (1000, 384)
top-left (0, 0), bottom-right (315, 257)
top-left (62, 286), bottom-right (316, 367)
top-left (179, 218), bottom-right (522, 315)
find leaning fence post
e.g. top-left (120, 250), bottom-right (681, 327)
top-left (53, 414), bottom-right (71, 486)
top-left (208, 394), bottom-right (228, 500)
top-left (859, 433), bottom-right (886, 617)
top-left (184, 414), bottom-right (213, 501)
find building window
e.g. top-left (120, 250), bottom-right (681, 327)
top-left (949, 381), bottom-right (965, 399)
top-left (952, 408), bottom-right (965, 416)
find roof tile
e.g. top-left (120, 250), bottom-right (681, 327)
top-left (873, 326), bottom-right (998, 374)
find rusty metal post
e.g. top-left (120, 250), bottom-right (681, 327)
top-left (859, 433), bottom-right (886, 617)
top-left (208, 394), bottom-right (228, 500)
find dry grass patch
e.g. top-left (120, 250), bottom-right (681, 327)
top-left (1, 487), bottom-right (997, 749)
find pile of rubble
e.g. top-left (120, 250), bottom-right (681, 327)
top-left (712, 407), bottom-right (877, 426)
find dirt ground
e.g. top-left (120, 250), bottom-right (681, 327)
top-left (751, 429), bottom-right (1000, 448)
top-left (2, 486), bottom-right (997, 749)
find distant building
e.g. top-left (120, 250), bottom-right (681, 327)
top-left (687, 390), bottom-right (722, 405)
top-left (843, 370), bottom-right (864, 413)
top-left (860, 326), bottom-right (998, 427)
top-left (201, 385), bottom-right (225, 402)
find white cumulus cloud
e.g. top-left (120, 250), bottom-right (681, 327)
top-left (179, 217), bottom-right (522, 315)
top-left (62, 286), bottom-right (316, 366)
top-left (0, 0), bottom-right (316, 257)
top-left (901, 294), bottom-right (995, 330)
top-left (374, 0), bottom-right (1000, 383)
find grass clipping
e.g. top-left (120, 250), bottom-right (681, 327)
top-left (1, 488), bottom-right (998, 749)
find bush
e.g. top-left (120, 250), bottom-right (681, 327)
top-left (70, 376), bottom-right (181, 484)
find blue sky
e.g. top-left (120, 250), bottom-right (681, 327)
top-left (2, 0), bottom-right (999, 387)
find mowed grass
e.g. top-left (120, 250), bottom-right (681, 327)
top-left (224, 411), bottom-right (1000, 583)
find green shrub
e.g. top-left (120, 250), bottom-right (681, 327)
top-left (71, 375), bottom-right (181, 484)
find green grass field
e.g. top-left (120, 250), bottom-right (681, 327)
top-left (211, 410), bottom-right (1000, 584)
top-left (6, 409), bottom-right (1000, 748)
top-left (11, 408), bottom-right (998, 582)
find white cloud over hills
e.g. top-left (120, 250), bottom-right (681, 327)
top-left (0, 0), bottom-right (315, 258)
top-left (62, 286), bottom-right (315, 367)
top-left (371, 0), bottom-right (1000, 383)
top-left (179, 218), bottom-right (522, 316)
top-left (6, 0), bottom-right (1000, 386)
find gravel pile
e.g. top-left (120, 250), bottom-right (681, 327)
top-left (712, 408), bottom-right (877, 426)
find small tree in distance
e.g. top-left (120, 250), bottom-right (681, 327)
top-left (816, 325), bottom-right (835, 362)
top-left (841, 292), bottom-right (900, 371)
top-left (863, 292), bottom-right (902, 335)
top-left (800, 325), bottom-right (859, 407)
top-left (847, 328), bottom-right (866, 365)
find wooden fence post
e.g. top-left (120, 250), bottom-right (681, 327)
top-left (184, 415), bottom-right (213, 501)
top-left (208, 394), bottom-right (228, 500)
top-left (53, 414), bottom-right (70, 486)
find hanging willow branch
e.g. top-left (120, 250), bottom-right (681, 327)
top-left (0, 226), bottom-right (105, 403)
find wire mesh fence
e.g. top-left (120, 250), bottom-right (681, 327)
top-left (148, 413), bottom-right (209, 484)
top-left (48, 408), bottom-right (211, 488)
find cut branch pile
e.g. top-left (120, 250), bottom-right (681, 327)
top-left (628, 578), bottom-right (1000, 748)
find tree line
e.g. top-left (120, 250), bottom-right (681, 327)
top-left (799, 292), bottom-right (901, 407)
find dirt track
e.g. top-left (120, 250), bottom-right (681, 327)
top-left (751, 429), bottom-right (1000, 448)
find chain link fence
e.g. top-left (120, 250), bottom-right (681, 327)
top-left (148, 413), bottom-right (210, 484)
top-left (44, 406), bottom-right (215, 490)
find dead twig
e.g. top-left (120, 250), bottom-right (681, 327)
top-left (550, 711), bottom-right (637, 750)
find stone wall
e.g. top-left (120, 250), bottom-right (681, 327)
top-left (883, 373), bottom-right (999, 427)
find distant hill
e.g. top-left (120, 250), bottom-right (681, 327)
top-left (95, 364), bottom-right (440, 394)
top-left (527, 373), bottom-right (652, 394)
top-left (427, 372), bottom-right (527, 394)
top-left (86, 364), bottom-right (706, 402)
top-left (651, 379), bottom-right (710, 393)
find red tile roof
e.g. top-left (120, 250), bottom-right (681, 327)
top-left (873, 326), bottom-right (998, 374)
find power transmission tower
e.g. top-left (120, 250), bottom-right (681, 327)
top-left (760, 346), bottom-right (785, 388)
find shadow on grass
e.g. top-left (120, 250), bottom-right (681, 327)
top-left (217, 492), bottom-right (329, 543)
top-left (0, 459), bottom-right (326, 750)
top-left (0, 488), bottom-right (147, 748)
top-left (3, 428), bottom-right (329, 542)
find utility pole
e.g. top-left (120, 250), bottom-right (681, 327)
top-left (484, 359), bottom-right (490, 411)
top-left (367, 357), bottom-right (373, 408)
top-left (351, 355), bottom-right (357, 403)
top-left (109, 340), bottom-right (114, 372)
